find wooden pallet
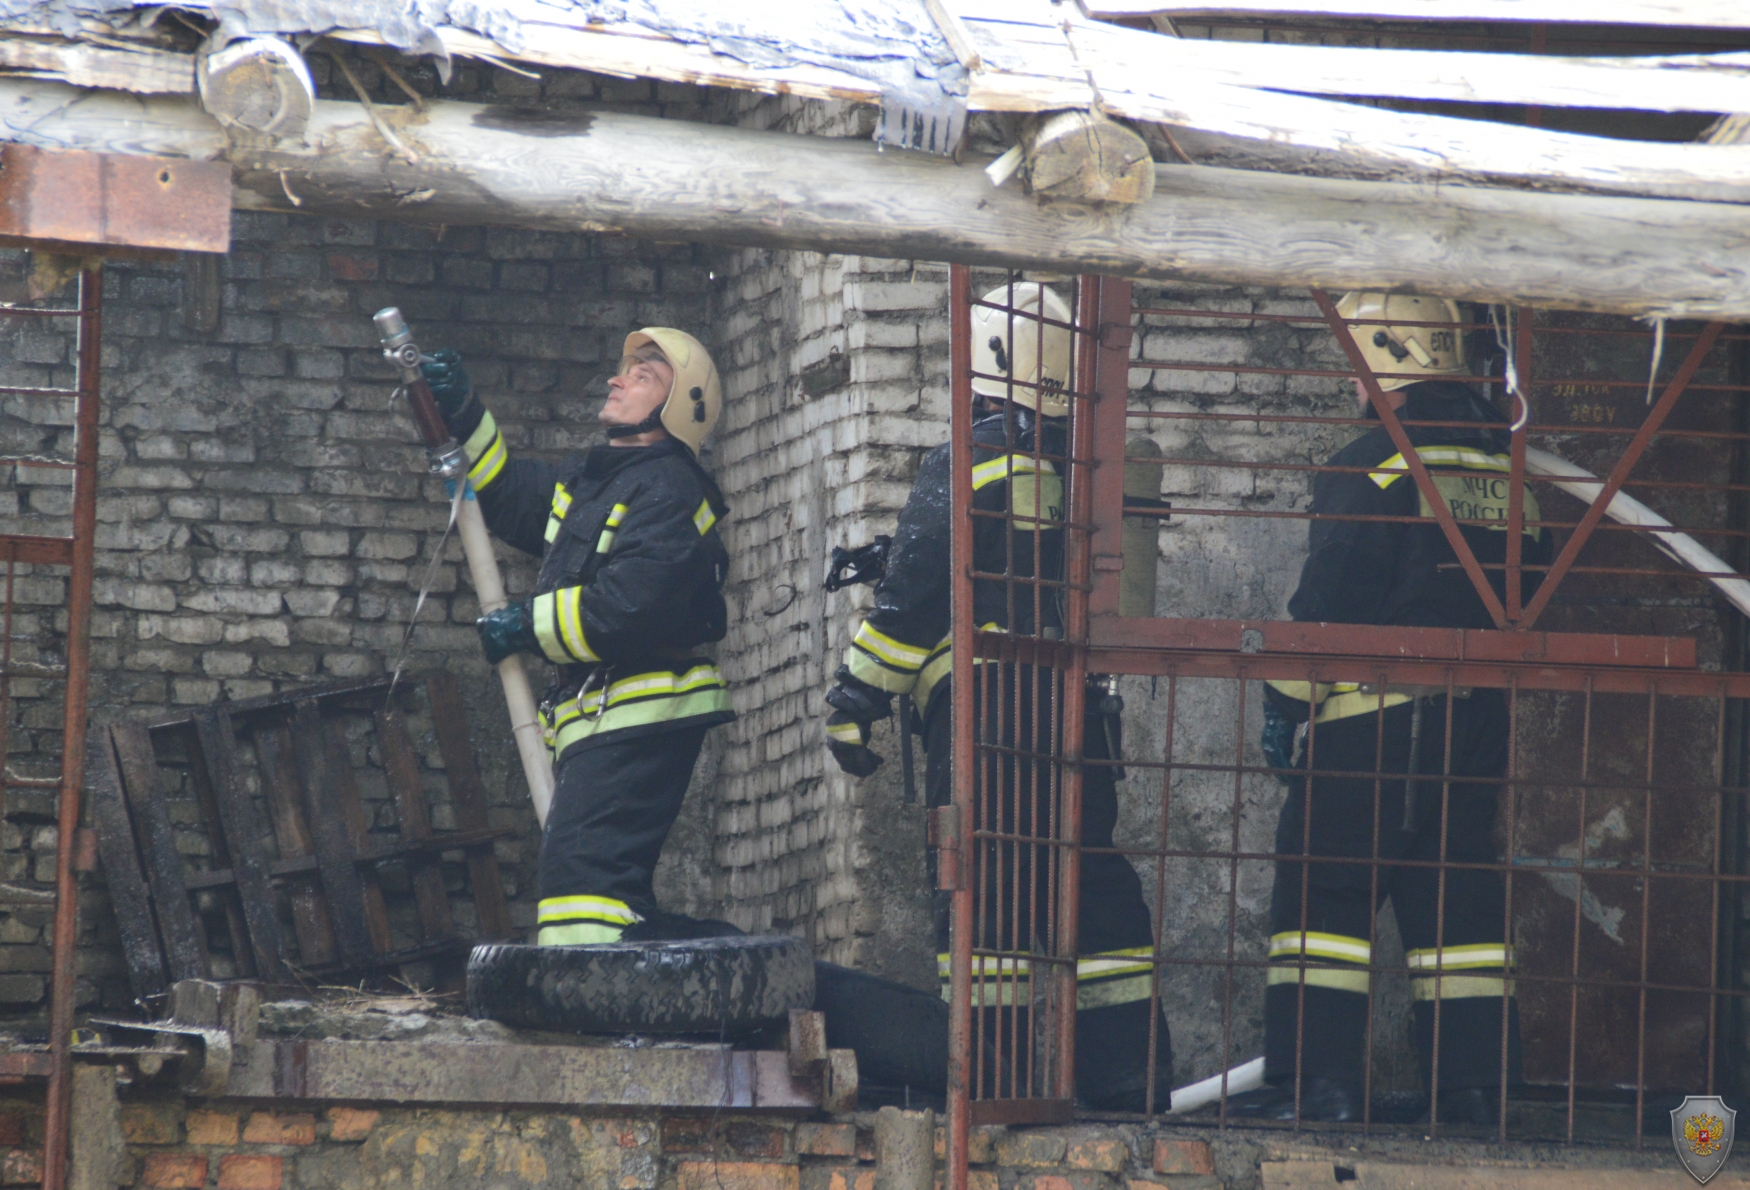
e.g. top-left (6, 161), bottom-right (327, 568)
top-left (87, 673), bottom-right (515, 998)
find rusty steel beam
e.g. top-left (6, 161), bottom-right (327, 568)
top-left (945, 263), bottom-right (976, 1190)
top-left (0, 144), bottom-right (229, 254)
top-left (1311, 288), bottom-right (1512, 628)
top-left (42, 266), bottom-right (101, 1190)
top-left (1518, 320), bottom-right (1728, 629)
top-left (1085, 649), bottom-right (1750, 699)
top-left (1084, 617), bottom-right (1696, 669)
top-left (222, 1040), bottom-right (834, 1111)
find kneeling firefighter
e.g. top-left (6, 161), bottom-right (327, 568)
top-left (1233, 294), bottom-right (1548, 1123)
top-left (422, 331), bottom-right (735, 945)
top-left (822, 284), bottom-right (1174, 1111)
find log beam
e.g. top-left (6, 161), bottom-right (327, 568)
top-left (2, 80), bottom-right (1749, 320)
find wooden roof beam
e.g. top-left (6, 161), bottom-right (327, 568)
top-left (2, 79), bottom-right (1748, 320)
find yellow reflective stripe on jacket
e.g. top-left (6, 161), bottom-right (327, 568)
top-left (844, 621), bottom-right (930, 696)
top-left (1370, 446), bottom-right (1510, 489)
top-left (825, 718), bottom-right (865, 745)
top-left (464, 411), bottom-right (508, 491)
top-left (544, 483), bottom-right (574, 544)
top-left (1406, 944), bottom-right (1512, 972)
top-left (1315, 689), bottom-right (1412, 724)
top-left (543, 664), bottom-right (732, 754)
top-left (597, 502), bottom-right (629, 554)
top-left (971, 453), bottom-right (1056, 492)
top-left (538, 894), bottom-right (641, 926)
top-left (1266, 678), bottom-right (1331, 705)
top-left (693, 498), bottom-right (717, 535)
top-left (854, 622), bottom-right (929, 672)
top-left (1270, 931), bottom-right (1370, 964)
top-left (531, 589), bottom-right (598, 665)
top-left (914, 634), bottom-right (954, 715)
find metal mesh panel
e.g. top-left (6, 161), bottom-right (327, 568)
top-left (944, 269), bottom-right (1750, 1182)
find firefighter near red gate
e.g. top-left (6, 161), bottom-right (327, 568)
top-left (414, 326), bottom-right (736, 946)
top-left (1234, 293), bottom-right (1550, 1124)
top-left (823, 283), bottom-right (1175, 1112)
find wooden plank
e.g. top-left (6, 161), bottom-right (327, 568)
top-left (1080, 0), bottom-right (1750, 26)
top-left (1068, 22), bottom-right (1750, 115)
top-left (320, 716), bottom-right (394, 956)
top-left (253, 723), bottom-right (337, 968)
top-left (1065, 25), bottom-right (1750, 203)
top-left (0, 37), bottom-right (193, 93)
top-left (330, 21), bottom-right (883, 103)
top-left (286, 701), bottom-right (377, 968)
top-left (425, 674), bottom-right (512, 940)
top-left (107, 722), bottom-right (206, 983)
top-left (11, 82), bottom-right (1750, 318)
top-left (375, 707), bottom-right (454, 945)
top-left (82, 729), bottom-right (166, 1001)
top-left (174, 826), bottom-right (514, 890)
top-left (189, 711), bottom-right (286, 981)
top-left (176, 721), bottom-right (255, 980)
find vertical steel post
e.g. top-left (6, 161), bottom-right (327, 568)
top-left (43, 266), bottom-right (101, 1190)
top-left (945, 263), bottom-right (975, 1190)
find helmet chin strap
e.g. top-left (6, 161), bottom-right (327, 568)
top-left (605, 408), bottom-right (666, 439)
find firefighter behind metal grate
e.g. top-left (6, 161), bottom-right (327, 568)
top-left (1234, 294), bottom-right (1550, 1124)
top-left (824, 283), bottom-right (1175, 1111)
top-left (421, 331), bottom-right (735, 945)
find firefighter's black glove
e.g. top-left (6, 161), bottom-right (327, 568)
top-left (421, 348), bottom-right (473, 423)
top-left (476, 600), bottom-right (539, 666)
top-left (826, 712), bottom-right (883, 778)
top-left (824, 670), bottom-right (891, 778)
top-left (1260, 698), bottom-right (1298, 776)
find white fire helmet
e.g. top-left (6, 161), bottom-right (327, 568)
top-left (1334, 292), bottom-right (1467, 393)
top-left (620, 327), bottom-right (722, 455)
top-left (971, 283), bottom-right (1074, 417)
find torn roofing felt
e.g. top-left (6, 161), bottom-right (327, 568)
top-left (0, 0), bottom-right (967, 110)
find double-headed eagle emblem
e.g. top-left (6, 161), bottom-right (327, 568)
top-left (1686, 1112), bottom-right (1725, 1157)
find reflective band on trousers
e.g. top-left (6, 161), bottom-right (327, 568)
top-left (537, 922), bottom-right (624, 946)
top-left (1406, 944), bottom-right (1512, 972)
top-left (1269, 931), bottom-right (1371, 965)
top-left (1410, 975), bottom-right (1513, 1001)
top-left (538, 894), bottom-right (641, 927)
top-left (542, 664), bottom-right (732, 754)
top-left (936, 947), bottom-right (1156, 1009)
top-left (1266, 965), bottom-right (1371, 994)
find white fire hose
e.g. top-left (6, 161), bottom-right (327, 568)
top-left (1524, 446), bottom-right (1750, 620)
top-left (375, 308), bottom-right (556, 825)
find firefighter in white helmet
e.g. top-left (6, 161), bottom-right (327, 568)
top-left (821, 283), bottom-right (1176, 1110)
top-left (420, 331), bottom-right (738, 945)
top-left (1234, 293), bottom-right (1550, 1123)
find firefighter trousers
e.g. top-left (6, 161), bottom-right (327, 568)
top-left (925, 667), bottom-right (1173, 1110)
top-left (1264, 689), bottom-right (1521, 1091)
top-left (535, 725), bottom-right (709, 945)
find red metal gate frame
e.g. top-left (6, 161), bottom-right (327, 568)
top-left (0, 268), bottom-right (103, 1190)
top-left (945, 269), bottom-right (1750, 1185)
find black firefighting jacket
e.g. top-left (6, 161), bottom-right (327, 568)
top-left (840, 407), bottom-right (1065, 716)
top-left (447, 398), bottom-right (734, 759)
top-left (1270, 380), bottom-right (1552, 724)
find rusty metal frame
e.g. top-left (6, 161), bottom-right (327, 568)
top-left (0, 266), bottom-right (108, 1190)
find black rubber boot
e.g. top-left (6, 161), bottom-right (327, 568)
top-left (1225, 1077), bottom-right (1364, 1122)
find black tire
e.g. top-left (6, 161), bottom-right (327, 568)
top-left (466, 935), bottom-right (815, 1035)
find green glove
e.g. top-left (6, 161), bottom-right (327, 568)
top-left (421, 348), bottom-right (473, 422)
top-left (476, 601), bottom-right (539, 666)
